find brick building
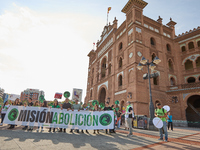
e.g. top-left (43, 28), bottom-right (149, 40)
top-left (85, 0), bottom-right (200, 127)
top-left (20, 88), bottom-right (45, 102)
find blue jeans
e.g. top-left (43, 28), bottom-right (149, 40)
top-left (159, 121), bottom-right (168, 141)
top-left (117, 119), bottom-right (121, 128)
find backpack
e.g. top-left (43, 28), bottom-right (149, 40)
top-left (155, 108), bottom-right (165, 114)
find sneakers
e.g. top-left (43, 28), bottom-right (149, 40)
top-left (22, 127), bottom-right (27, 130)
top-left (36, 129), bottom-right (39, 132)
top-left (70, 130), bottom-right (73, 133)
top-left (127, 134), bottom-right (133, 137)
top-left (41, 129), bottom-right (44, 132)
top-left (158, 138), bottom-right (164, 141)
top-left (48, 129), bottom-right (51, 132)
top-left (164, 140), bottom-right (168, 142)
top-left (0, 123), bottom-right (3, 126)
top-left (86, 130), bottom-right (89, 134)
top-left (27, 128), bottom-right (33, 131)
top-left (81, 130), bottom-right (84, 134)
top-left (93, 131), bottom-right (96, 134)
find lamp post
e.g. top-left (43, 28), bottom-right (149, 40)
top-left (137, 56), bottom-right (161, 129)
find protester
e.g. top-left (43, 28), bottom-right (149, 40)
top-left (71, 99), bottom-right (81, 133)
top-left (81, 103), bottom-right (89, 134)
top-left (167, 112), bottom-right (173, 131)
top-left (23, 102), bottom-right (27, 107)
top-left (103, 101), bottom-right (112, 134)
top-left (22, 97), bottom-right (33, 130)
top-left (0, 101), bottom-right (10, 126)
top-left (126, 101), bottom-right (134, 137)
top-left (8, 98), bottom-right (20, 129)
top-left (59, 98), bottom-right (72, 133)
top-left (155, 103), bottom-right (168, 142)
top-left (93, 104), bottom-right (100, 134)
top-left (116, 109), bottom-right (122, 128)
top-left (49, 99), bottom-right (60, 132)
top-left (37, 101), bottom-right (48, 132)
top-left (28, 100), bottom-right (39, 131)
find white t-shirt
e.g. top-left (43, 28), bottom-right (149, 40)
top-left (1, 104), bottom-right (10, 114)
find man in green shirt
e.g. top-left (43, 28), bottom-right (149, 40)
top-left (155, 103), bottom-right (168, 142)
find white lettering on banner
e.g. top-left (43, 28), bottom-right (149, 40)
top-left (4, 106), bottom-right (114, 130)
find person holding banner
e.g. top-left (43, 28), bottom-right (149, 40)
top-left (155, 103), bottom-right (168, 142)
top-left (103, 101), bottom-right (113, 134)
top-left (22, 97), bottom-right (33, 130)
top-left (37, 101), bottom-right (48, 132)
top-left (71, 99), bottom-right (81, 133)
top-left (93, 104), bottom-right (100, 134)
top-left (59, 98), bottom-right (72, 133)
top-left (0, 101), bottom-right (10, 126)
top-left (81, 103), bottom-right (89, 134)
top-left (126, 101), bottom-right (134, 137)
top-left (27, 100), bottom-right (39, 131)
top-left (8, 98), bottom-right (21, 129)
top-left (49, 99), bottom-right (60, 132)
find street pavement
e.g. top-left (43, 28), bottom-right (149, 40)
top-left (0, 124), bottom-right (200, 150)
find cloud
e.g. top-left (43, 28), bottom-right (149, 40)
top-left (0, 4), bottom-right (105, 100)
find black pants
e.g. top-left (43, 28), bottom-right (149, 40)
top-left (1, 114), bottom-right (5, 123)
top-left (168, 122), bottom-right (173, 130)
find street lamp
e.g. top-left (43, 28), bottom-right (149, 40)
top-left (137, 56), bottom-right (161, 130)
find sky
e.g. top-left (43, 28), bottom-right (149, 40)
top-left (0, 0), bottom-right (200, 102)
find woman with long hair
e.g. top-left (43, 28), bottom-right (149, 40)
top-left (8, 98), bottom-right (20, 129)
top-left (0, 101), bottom-right (10, 126)
top-left (48, 99), bottom-right (60, 132)
top-left (93, 104), bottom-right (100, 134)
top-left (28, 100), bottom-right (39, 131)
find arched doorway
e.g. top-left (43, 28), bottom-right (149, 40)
top-left (186, 95), bottom-right (200, 127)
top-left (99, 88), bottom-right (106, 104)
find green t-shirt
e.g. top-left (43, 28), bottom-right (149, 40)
top-left (52, 105), bottom-right (60, 108)
top-left (155, 108), bottom-right (167, 122)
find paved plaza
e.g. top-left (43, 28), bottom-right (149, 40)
top-left (0, 124), bottom-right (200, 150)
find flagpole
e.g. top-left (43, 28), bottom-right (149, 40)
top-left (107, 12), bottom-right (108, 26)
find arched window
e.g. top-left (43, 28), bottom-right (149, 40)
top-left (150, 37), bottom-right (156, 46)
top-left (153, 76), bottom-right (159, 85)
top-left (101, 58), bottom-right (106, 78)
top-left (198, 41), bottom-right (200, 47)
top-left (91, 78), bottom-right (93, 86)
top-left (118, 75), bottom-right (122, 87)
top-left (168, 59), bottom-right (174, 70)
top-left (90, 90), bottom-right (93, 98)
top-left (181, 46), bottom-right (186, 52)
top-left (170, 77), bottom-right (175, 86)
top-left (196, 57), bottom-right (200, 68)
top-left (184, 60), bottom-right (193, 70)
top-left (119, 42), bottom-right (123, 50)
top-left (152, 53), bottom-right (156, 62)
top-left (119, 57), bottom-right (122, 68)
top-left (188, 42), bottom-right (194, 49)
top-left (96, 73), bottom-right (99, 82)
top-left (108, 64), bottom-right (111, 75)
top-left (166, 44), bottom-right (171, 52)
top-left (187, 77), bottom-right (196, 83)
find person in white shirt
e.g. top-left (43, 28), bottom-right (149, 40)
top-left (0, 101), bottom-right (10, 126)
